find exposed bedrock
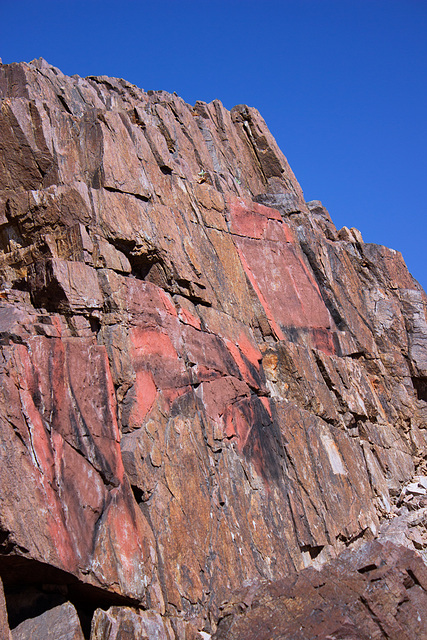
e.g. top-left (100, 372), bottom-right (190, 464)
top-left (0, 58), bottom-right (427, 638)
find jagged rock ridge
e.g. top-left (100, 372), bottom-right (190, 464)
top-left (0, 58), bottom-right (427, 639)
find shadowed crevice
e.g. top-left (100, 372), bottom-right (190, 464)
top-left (0, 555), bottom-right (140, 638)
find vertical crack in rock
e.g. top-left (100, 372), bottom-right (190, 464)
top-left (1, 58), bottom-right (427, 639)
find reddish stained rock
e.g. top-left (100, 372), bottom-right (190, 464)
top-left (224, 339), bottom-right (263, 390)
top-left (124, 369), bottom-right (158, 428)
top-left (228, 197), bottom-right (283, 240)
top-left (131, 326), bottom-right (179, 360)
top-left (199, 376), bottom-right (251, 426)
top-left (0, 322), bottom-right (160, 604)
top-left (177, 306), bottom-right (201, 330)
top-left (229, 198), bottom-right (332, 336)
top-left (1, 59), bottom-right (427, 639)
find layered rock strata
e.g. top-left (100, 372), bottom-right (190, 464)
top-left (0, 58), bottom-right (427, 639)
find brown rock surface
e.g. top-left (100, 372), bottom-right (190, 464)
top-left (11, 602), bottom-right (84, 640)
top-left (214, 541), bottom-right (427, 640)
top-left (1, 58), bottom-right (427, 638)
top-left (0, 578), bottom-right (12, 640)
top-left (90, 607), bottom-right (173, 640)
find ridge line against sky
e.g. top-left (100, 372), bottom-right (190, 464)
top-left (1, 0), bottom-right (426, 290)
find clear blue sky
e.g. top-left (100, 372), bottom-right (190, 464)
top-left (2, 0), bottom-right (426, 289)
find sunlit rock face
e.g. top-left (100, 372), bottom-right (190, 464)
top-left (1, 58), bottom-right (427, 639)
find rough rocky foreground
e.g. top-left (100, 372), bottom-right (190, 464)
top-left (0, 58), bottom-right (427, 639)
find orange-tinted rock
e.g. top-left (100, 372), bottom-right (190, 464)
top-left (1, 58), bottom-right (427, 638)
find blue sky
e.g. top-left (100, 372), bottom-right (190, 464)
top-left (2, 0), bottom-right (426, 289)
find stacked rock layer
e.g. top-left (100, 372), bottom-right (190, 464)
top-left (1, 58), bottom-right (427, 639)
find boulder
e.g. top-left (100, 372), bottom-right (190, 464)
top-left (11, 602), bottom-right (84, 640)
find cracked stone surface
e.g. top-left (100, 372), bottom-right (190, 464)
top-left (1, 58), bottom-right (427, 638)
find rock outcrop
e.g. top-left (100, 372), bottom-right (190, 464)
top-left (1, 58), bottom-right (427, 639)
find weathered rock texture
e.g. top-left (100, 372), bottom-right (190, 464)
top-left (1, 58), bottom-right (427, 639)
top-left (214, 540), bottom-right (427, 640)
top-left (11, 602), bottom-right (84, 640)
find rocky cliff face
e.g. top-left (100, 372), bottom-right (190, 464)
top-left (1, 58), bottom-right (427, 639)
